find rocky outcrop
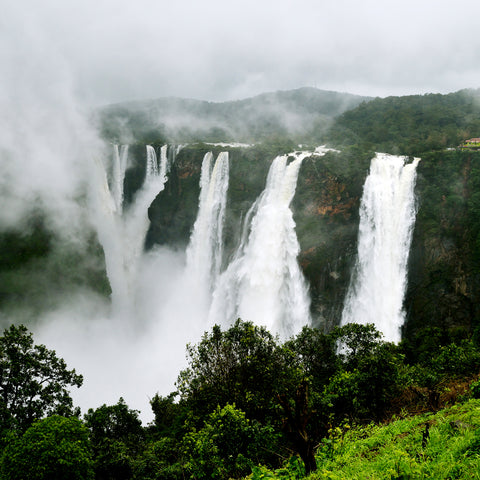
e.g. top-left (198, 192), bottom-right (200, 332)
top-left (139, 145), bottom-right (480, 342)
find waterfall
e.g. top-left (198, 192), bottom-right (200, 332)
top-left (111, 144), bottom-right (129, 214)
top-left (341, 153), bottom-right (420, 343)
top-left (185, 152), bottom-right (229, 299)
top-left (91, 144), bottom-right (170, 317)
top-left (158, 145), bottom-right (169, 183)
top-left (146, 145), bottom-right (158, 178)
top-left (209, 152), bottom-right (311, 339)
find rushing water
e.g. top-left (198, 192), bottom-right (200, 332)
top-left (208, 152), bottom-right (311, 339)
top-left (111, 144), bottom-right (129, 214)
top-left (341, 153), bottom-right (420, 343)
top-left (185, 152), bottom-right (229, 301)
top-left (91, 145), bottom-right (169, 317)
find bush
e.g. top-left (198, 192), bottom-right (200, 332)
top-left (183, 404), bottom-right (278, 480)
top-left (470, 379), bottom-right (480, 399)
top-left (0, 415), bottom-right (93, 480)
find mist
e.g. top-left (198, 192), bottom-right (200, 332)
top-left (2, 0), bottom-right (480, 424)
top-left (34, 245), bottom-right (208, 423)
top-left (0, 3), bottom-right (206, 423)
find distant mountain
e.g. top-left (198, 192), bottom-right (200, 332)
top-left (94, 87), bottom-right (371, 144)
top-left (326, 88), bottom-right (480, 155)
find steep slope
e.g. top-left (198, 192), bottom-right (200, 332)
top-left (327, 89), bottom-right (480, 154)
top-left (94, 87), bottom-right (370, 144)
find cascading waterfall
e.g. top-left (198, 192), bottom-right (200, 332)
top-left (185, 152), bottom-right (229, 301)
top-left (158, 145), bottom-right (169, 183)
top-left (91, 144), bottom-right (170, 317)
top-left (146, 145), bottom-right (159, 177)
top-left (341, 152), bottom-right (420, 343)
top-left (209, 152), bottom-right (311, 339)
top-left (111, 144), bottom-right (129, 214)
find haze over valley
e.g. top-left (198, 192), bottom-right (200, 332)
top-left (2, 3), bottom-right (480, 477)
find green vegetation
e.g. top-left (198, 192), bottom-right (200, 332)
top-left (252, 400), bottom-right (480, 479)
top-left (1, 416), bottom-right (94, 480)
top-left (0, 324), bottom-right (83, 433)
top-left (4, 88), bottom-right (480, 477)
top-left (95, 88), bottom-right (368, 145)
top-left (326, 89), bottom-right (480, 155)
top-left (2, 322), bottom-right (480, 479)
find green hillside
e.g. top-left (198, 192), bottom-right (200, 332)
top-left (327, 89), bottom-right (480, 154)
top-left (95, 87), bottom-right (369, 144)
top-left (251, 399), bottom-right (480, 479)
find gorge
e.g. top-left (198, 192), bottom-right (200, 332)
top-left (2, 88), bottom-right (480, 421)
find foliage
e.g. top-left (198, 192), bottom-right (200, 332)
top-left (183, 404), bottom-right (278, 480)
top-left (0, 324), bottom-right (83, 433)
top-left (177, 319), bottom-right (294, 425)
top-left (285, 326), bottom-right (339, 393)
top-left (96, 88), bottom-right (367, 144)
top-left (406, 339), bottom-right (480, 409)
top-left (0, 320), bottom-right (479, 479)
top-left (132, 437), bottom-right (184, 480)
top-left (323, 326), bottom-right (403, 423)
top-left (327, 89), bottom-right (480, 154)
top-left (176, 321), bottom-right (405, 475)
top-left (250, 456), bottom-right (306, 480)
top-left (149, 392), bottom-right (186, 439)
top-left (0, 415), bottom-right (94, 480)
top-left (252, 399), bottom-right (480, 480)
top-left (84, 397), bottom-right (145, 480)
top-left (470, 379), bottom-right (480, 399)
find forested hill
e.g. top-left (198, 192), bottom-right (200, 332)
top-left (95, 87), bottom-right (369, 144)
top-left (326, 88), bottom-right (480, 154)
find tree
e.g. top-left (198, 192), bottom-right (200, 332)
top-left (0, 324), bottom-right (83, 432)
top-left (182, 404), bottom-right (278, 480)
top-left (84, 398), bottom-right (145, 480)
top-left (277, 380), bottom-right (318, 475)
top-left (176, 319), bottom-right (292, 424)
top-left (149, 392), bottom-right (185, 439)
top-left (176, 320), bottom-right (302, 471)
top-left (331, 322), bottom-right (383, 369)
top-left (325, 324), bottom-right (403, 422)
top-left (286, 326), bottom-right (339, 392)
top-left (0, 415), bottom-right (94, 480)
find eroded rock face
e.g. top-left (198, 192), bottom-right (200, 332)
top-left (106, 145), bottom-right (480, 339)
top-left (138, 145), bottom-right (368, 329)
top-left (404, 150), bottom-right (480, 342)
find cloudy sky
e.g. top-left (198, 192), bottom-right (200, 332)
top-left (3, 0), bottom-right (480, 107)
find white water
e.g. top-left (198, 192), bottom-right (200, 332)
top-left (185, 151), bottom-right (229, 306)
top-left (146, 145), bottom-right (158, 177)
top-left (91, 144), bottom-right (170, 319)
top-left (341, 153), bottom-right (420, 343)
top-left (32, 146), bottom-right (314, 422)
top-left (209, 152), bottom-right (311, 339)
top-left (111, 144), bottom-right (129, 214)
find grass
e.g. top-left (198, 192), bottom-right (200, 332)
top-left (249, 399), bottom-right (480, 479)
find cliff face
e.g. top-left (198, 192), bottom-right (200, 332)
top-left (2, 143), bottom-right (477, 342)
top-left (141, 145), bottom-right (480, 342)
top-left (405, 150), bottom-right (480, 344)
top-left (141, 145), bottom-right (370, 330)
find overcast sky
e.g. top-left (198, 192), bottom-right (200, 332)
top-left (2, 0), bottom-right (480, 106)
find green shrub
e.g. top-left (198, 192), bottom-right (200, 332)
top-left (470, 379), bottom-right (480, 399)
top-left (0, 415), bottom-right (93, 480)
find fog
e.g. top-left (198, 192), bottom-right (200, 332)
top-left (35, 247), bottom-right (206, 423)
top-left (0, 3), bottom-right (210, 422)
top-left (2, 0), bottom-right (480, 422)
top-left (5, 0), bottom-right (480, 107)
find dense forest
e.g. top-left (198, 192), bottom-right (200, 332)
top-left (2, 87), bottom-right (480, 478)
top-left (1, 319), bottom-right (480, 479)
top-left (328, 89), bottom-right (480, 155)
